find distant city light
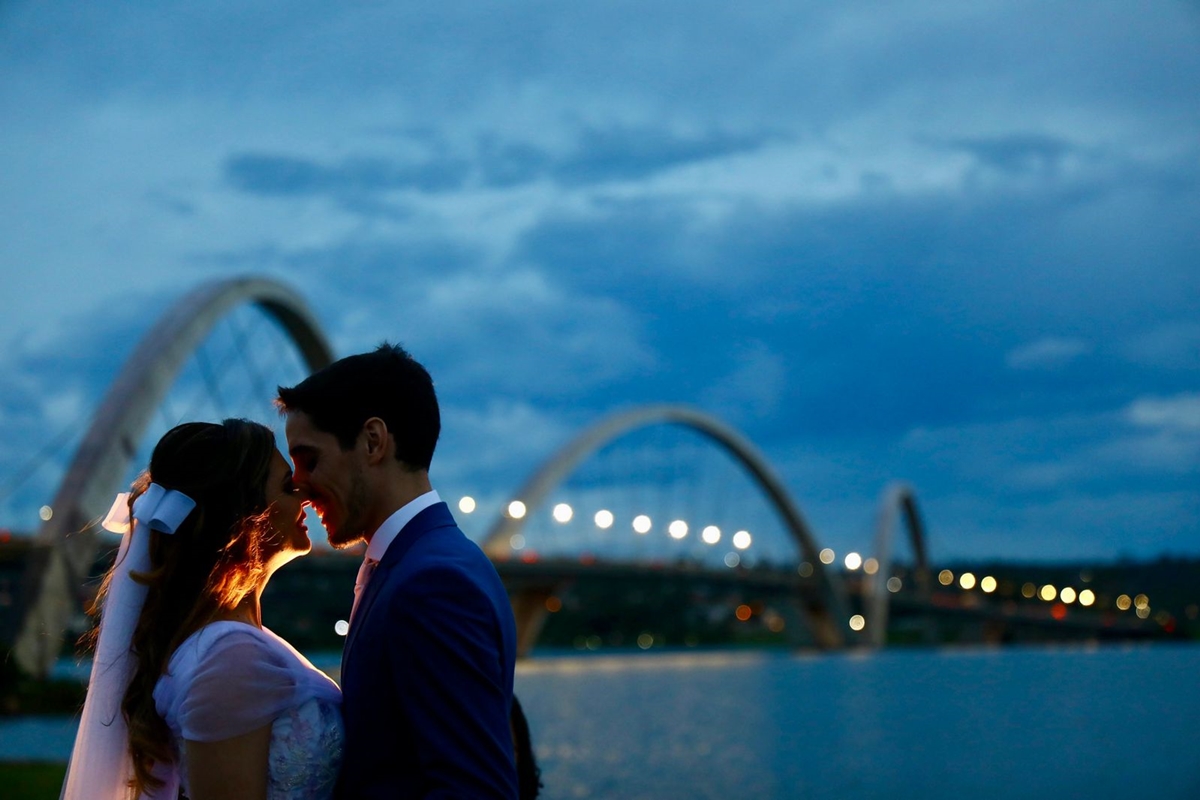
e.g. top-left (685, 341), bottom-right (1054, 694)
top-left (980, 576), bottom-right (997, 593)
top-left (668, 520), bottom-right (689, 539)
top-left (632, 514), bottom-right (652, 534)
top-left (1040, 585), bottom-right (1057, 602)
top-left (637, 633), bottom-right (654, 649)
top-left (1134, 594), bottom-right (1150, 610)
top-left (735, 604), bottom-right (752, 621)
top-left (1116, 594), bottom-right (1132, 611)
top-left (39, 505), bottom-right (53, 521)
top-left (458, 496), bottom-right (476, 514)
top-left (819, 548), bottom-right (835, 565)
top-left (594, 509), bottom-right (614, 529)
top-left (1021, 583), bottom-right (1037, 599)
top-left (724, 552), bottom-right (741, 568)
top-left (959, 572), bottom-right (977, 590)
top-left (849, 615), bottom-right (866, 631)
top-left (507, 500), bottom-right (527, 519)
top-left (938, 570), bottom-right (954, 586)
top-left (334, 620), bottom-right (349, 636)
top-left (732, 530), bottom-right (752, 550)
top-left (509, 534), bottom-right (526, 550)
top-left (798, 562), bottom-right (814, 577)
top-left (1079, 589), bottom-right (1096, 607)
top-left (701, 525), bottom-right (721, 544)
top-left (552, 503), bottom-right (574, 523)
top-left (844, 552), bottom-right (862, 571)
top-left (545, 596), bottom-right (563, 613)
top-left (1136, 606), bottom-right (1151, 619)
top-left (1060, 587), bottom-right (1077, 604)
top-left (863, 558), bottom-right (879, 575)
top-left (887, 576), bottom-right (903, 593)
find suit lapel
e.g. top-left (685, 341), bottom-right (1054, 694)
top-left (341, 502), bottom-right (457, 676)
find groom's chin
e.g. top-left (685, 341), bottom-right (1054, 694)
top-left (326, 529), bottom-right (362, 550)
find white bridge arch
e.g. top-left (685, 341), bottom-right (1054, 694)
top-left (12, 277), bottom-right (334, 677)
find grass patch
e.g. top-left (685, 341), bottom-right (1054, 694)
top-left (0, 762), bottom-right (67, 799)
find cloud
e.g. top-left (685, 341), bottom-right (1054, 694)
top-left (225, 152), bottom-right (470, 197)
top-left (1128, 393), bottom-right (1200, 433)
top-left (700, 340), bottom-right (787, 424)
top-left (1005, 337), bottom-right (1092, 370)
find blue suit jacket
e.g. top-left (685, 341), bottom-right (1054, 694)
top-left (336, 502), bottom-right (518, 799)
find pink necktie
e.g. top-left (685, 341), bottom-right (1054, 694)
top-left (350, 558), bottom-right (377, 624)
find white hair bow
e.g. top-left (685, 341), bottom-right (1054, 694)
top-left (101, 483), bottom-right (196, 535)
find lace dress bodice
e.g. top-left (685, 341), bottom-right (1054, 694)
top-left (153, 622), bottom-right (344, 799)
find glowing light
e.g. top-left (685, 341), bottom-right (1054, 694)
top-left (458, 496), bottom-right (476, 514)
top-left (545, 596), bottom-right (562, 613)
top-left (732, 530), bottom-right (752, 550)
top-left (701, 525), bottom-right (721, 544)
top-left (1136, 606), bottom-right (1151, 619)
top-left (766, 614), bottom-right (785, 633)
top-left (959, 572), bottom-right (976, 590)
top-left (632, 515), bottom-right (652, 534)
top-left (887, 577), bottom-right (903, 593)
top-left (668, 520), bottom-right (689, 539)
top-left (798, 562), bottom-right (814, 577)
top-left (637, 633), bottom-right (654, 649)
top-left (334, 620), bottom-right (349, 637)
top-left (1079, 589), bottom-right (1095, 607)
top-left (1134, 594), bottom-right (1150, 610)
top-left (938, 570), bottom-right (954, 586)
top-left (509, 534), bottom-right (526, 550)
top-left (594, 509), bottom-right (614, 529)
top-left (849, 615), bottom-right (866, 631)
top-left (39, 505), bottom-right (53, 521)
top-left (844, 552), bottom-right (863, 570)
top-left (819, 548), bottom-right (835, 565)
top-left (1021, 583), bottom-right (1037, 598)
top-left (1116, 594), bottom-right (1132, 611)
top-left (1051, 603), bottom-right (1068, 620)
top-left (552, 503), bottom-right (573, 523)
top-left (863, 558), bottom-right (879, 575)
top-left (586, 635), bottom-right (601, 650)
top-left (507, 501), bottom-right (527, 519)
top-left (735, 604), bottom-right (752, 621)
top-left (1060, 587), bottom-right (1077, 604)
top-left (1040, 585), bottom-right (1057, 602)
top-left (980, 576), bottom-right (998, 593)
top-left (724, 552), bottom-right (741, 568)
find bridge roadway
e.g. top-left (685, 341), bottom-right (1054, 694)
top-left (492, 557), bottom-right (1163, 653)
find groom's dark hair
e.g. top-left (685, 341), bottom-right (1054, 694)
top-left (276, 342), bottom-right (440, 471)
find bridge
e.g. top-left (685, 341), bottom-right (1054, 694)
top-left (2, 277), bottom-right (1169, 678)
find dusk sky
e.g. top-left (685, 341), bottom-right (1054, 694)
top-left (1, 1), bottom-right (1197, 561)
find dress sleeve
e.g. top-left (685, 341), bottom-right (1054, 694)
top-left (176, 629), bottom-right (297, 742)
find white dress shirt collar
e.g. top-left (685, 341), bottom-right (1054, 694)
top-left (364, 489), bottom-right (441, 563)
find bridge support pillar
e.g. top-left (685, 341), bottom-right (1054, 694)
top-left (509, 585), bottom-right (561, 658)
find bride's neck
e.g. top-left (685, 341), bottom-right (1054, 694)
top-left (219, 591), bottom-right (263, 628)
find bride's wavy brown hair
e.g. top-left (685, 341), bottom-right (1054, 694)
top-left (87, 419), bottom-right (280, 796)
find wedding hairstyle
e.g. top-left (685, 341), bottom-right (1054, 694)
top-left (276, 341), bottom-right (441, 471)
top-left (91, 419), bottom-right (279, 796)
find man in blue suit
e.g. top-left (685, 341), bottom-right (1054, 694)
top-left (278, 343), bottom-right (519, 799)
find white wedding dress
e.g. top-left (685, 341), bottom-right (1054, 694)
top-left (151, 621), bottom-right (344, 799)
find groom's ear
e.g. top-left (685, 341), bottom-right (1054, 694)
top-left (360, 417), bottom-right (392, 465)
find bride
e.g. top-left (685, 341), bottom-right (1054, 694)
top-left (61, 419), bottom-right (343, 800)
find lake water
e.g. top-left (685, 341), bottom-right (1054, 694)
top-left (7, 644), bottom-right (1199, 799)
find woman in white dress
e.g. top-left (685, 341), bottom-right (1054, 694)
top-left (61, 419), bottom-right (344, 800)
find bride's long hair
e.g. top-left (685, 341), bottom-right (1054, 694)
top-left (87, 419), bottom-right (280, 795)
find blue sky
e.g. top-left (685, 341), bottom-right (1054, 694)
top-left (0, 1), bottom-right (1197, 561)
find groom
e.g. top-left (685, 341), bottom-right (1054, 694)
top-left (278, 343), bottom-right (519, 799)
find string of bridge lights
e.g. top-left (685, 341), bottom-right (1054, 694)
top-left (458, 496), bottom-right (755, 555)
top-left (456, 496), bottom-right (1172, 630)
